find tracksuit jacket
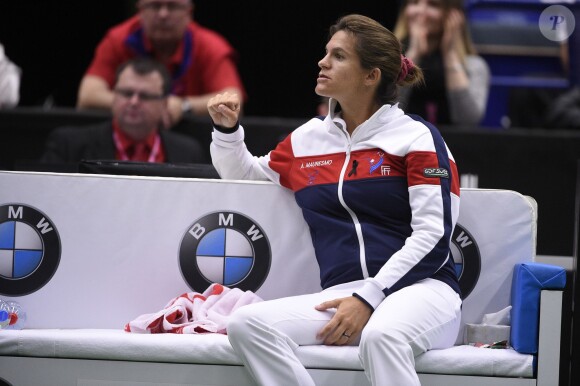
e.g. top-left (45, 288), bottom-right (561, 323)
top-left (211, 100), bottom-right (461, 310)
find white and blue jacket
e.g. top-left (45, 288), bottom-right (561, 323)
top-left (211, 100), bottom-right (461, 311)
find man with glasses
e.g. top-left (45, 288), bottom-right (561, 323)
top-left (42, 57), bottom-right (206, 165)
top-left (77, 0), bottom-right (246, 127)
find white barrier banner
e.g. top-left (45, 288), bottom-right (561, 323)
top-left (450, 189), bottom-right (536, 343)
top-left (0, 172), bottom-right (320, 329)
top-left (0, 172), bottom-right (535, 338)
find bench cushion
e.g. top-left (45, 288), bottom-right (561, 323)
top-left (0, 329), bottom-right (534, 378)
top-left (510, 262), bottom-right (566, 354)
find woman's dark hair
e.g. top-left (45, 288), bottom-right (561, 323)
top-left (115, 56), bottom-right (172, 96)
top-left (329, 14), bottom-right (424, 105)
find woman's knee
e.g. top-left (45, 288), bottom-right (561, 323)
top-left (360, 327), bottom-right (408, 354)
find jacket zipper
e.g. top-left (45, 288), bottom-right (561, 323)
top-left (337, 139), bottom-right (369, 278)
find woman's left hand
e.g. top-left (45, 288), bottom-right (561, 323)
top-left (441, 9), bottom-right (464, 57)
top-left (315, 296), bottom-right (372, 345)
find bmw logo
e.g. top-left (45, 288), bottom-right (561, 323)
top-left (0, 204), bottom-right (61, 296)
top-left (450, 223), bottom-right (481, 299)
top-left (179, 211), bottom-right (271, 293)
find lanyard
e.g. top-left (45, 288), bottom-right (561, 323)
top-left (125, 27), bottom-right (193, 94)
top-left (113, 131), bottom-right (161, 163)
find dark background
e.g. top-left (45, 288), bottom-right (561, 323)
top-left (0, 0), bottom-right (401, 118)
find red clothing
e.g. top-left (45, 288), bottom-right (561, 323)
top-left (85, 16), bottom-right (246, 99)
top-left (112, 120), bottom-right (166, 163)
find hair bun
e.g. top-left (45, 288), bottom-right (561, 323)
top-left (398, 54), bottom-right (415, 82)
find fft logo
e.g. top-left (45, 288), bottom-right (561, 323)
top-left (0, 204), bottom-right (61, 296)
top-left (179, 211), bottom-right (271, 293)
top-left (450, 223), bottom-right (481, 300)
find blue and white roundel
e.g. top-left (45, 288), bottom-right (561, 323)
top-left (196, 228), bottom-right (254, 285)
top-left (0, 221), bottom-right (44, 279)
top-left (0, 204), bottom-right (61, 296)
top-left (179, 211), bottom-right (271, 293)
top-left (450, 223), bottom-right (481, 300)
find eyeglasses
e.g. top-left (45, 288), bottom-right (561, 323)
top-left (114, 88), bottom-right (166, 101)
top-left (139, 1), bottom-right (189, 13)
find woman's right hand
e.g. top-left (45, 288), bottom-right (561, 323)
top-left (207, 92), bottom-right (241, 128)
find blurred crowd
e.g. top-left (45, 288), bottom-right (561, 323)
top-left (1, 0), bottom-right (577, 129)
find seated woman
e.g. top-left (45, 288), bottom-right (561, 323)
top-left (394, 0), bottom-right (490, 126)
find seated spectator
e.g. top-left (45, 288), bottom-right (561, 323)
top-left (507, 86), bottom-right (566, 129)
top-left (544, 86), bottom-right (580, 129)
top-left (393, 0), bottom-right (490, 125)
top-left (42, 57), bottom-right (207, 165)
top-left (0, 42), bottom-right (21, 108)
top-left (507, 35), bottom-right (570, 129)
top-left (77, 0), bottom-right (246, 127)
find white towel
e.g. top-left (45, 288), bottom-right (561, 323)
top-left (125, 283), bottom-right (263, 334)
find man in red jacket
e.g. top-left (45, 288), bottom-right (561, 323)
top-left (77, 0), bottom-right (246, 127)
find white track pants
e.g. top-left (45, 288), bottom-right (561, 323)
top-left (227, 278), bottom-right (462, 386)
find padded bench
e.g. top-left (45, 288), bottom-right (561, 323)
top-left (0, 171), bottom-right (566, 386)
